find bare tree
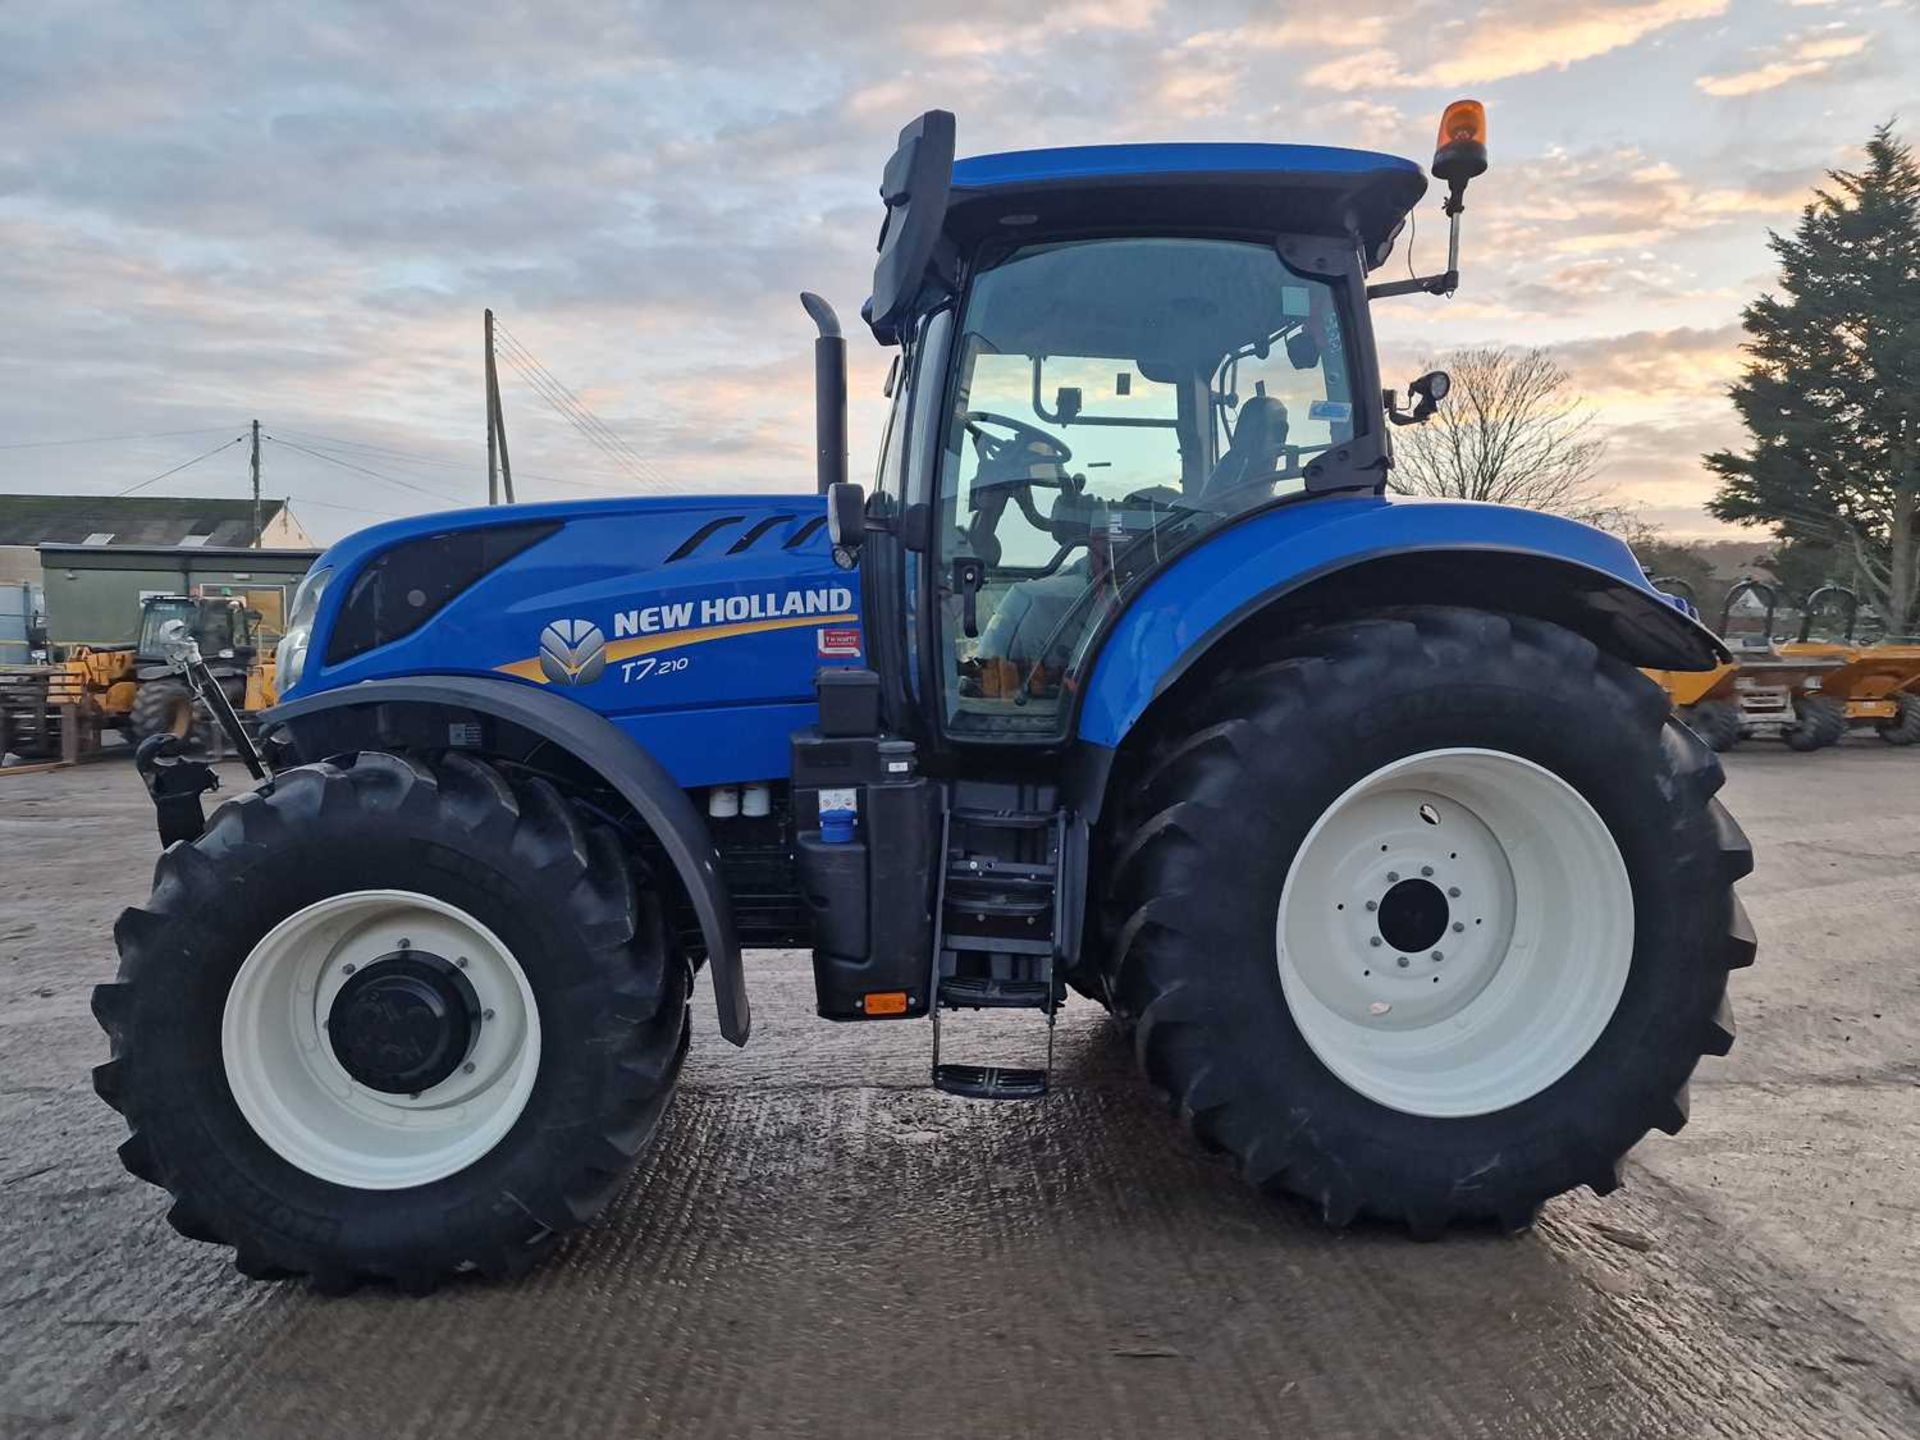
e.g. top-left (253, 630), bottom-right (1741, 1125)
top-left (1390, 346), bottom-right (1612, 522)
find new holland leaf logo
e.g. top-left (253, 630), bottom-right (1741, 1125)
top-left (537, 619), bottom-right (607, 687)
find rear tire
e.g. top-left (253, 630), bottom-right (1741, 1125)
top-left (1784, 694), bottom-right (1846, 751)
top-left (1876, 692), bottom-right (1920, 745)
top-left (1099, 606), bottom-right (1754, 1234)
top-left (92, 750), bottom-right (689, 1291)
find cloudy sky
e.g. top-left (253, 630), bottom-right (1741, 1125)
top-left (2, 0), bottom-right (1915, 544)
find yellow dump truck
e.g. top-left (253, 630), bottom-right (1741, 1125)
top-left (1779, 585), bottom-right (1920, 744)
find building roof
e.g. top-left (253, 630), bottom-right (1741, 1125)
top-left (0, 494), bottom-right (295, 549)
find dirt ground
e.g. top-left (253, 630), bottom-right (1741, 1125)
top-left (1, 742), bottom-right (1916, 1439)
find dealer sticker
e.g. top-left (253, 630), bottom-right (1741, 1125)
top-left (817, 626), bottom-right (863, 658)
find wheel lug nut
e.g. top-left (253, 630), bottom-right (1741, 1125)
top-left (1452, 921), bottom-right (1465, 933)
top-left (1447, 887), bottom-right (1461, 898)
top-left (1396, 956), bottom-right (1409, 968)
top-left (1431, 951), bottom-right (1444, 961)
top-left (1386, 871), bottom-right (1399, 882)
top-left (1365, 900), bottom-right (1378, 912)
top-left (1421, 866), bottom-right (1433, 877)
top-left (462, 1062), bottom-right (476, 1074)
top-left (341, 963), bottom-right (356, 975)
top-left (398, 938), bottom-right (411, 949)
top-left (456, 956), bottom-right (468, 968)
top-left (1370, 937), bottom-right (1383, 948)
top-left (483, 1008), bottom-right (495, 1021)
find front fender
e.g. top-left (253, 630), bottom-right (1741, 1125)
top-left (1075, 496), bottom-right (1726, 750)
top-left (262, 674), bottom-right (748, 1046)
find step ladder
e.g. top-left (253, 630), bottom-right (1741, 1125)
top-left (930, 805), bottom-right (1067, 1100)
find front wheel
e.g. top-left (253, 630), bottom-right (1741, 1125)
top-left (92, 751), bottom-right (689, 1291)
top-left (1101, 607), bottom-right (1755, 1234)
top-left (1876, 692), bottom-right (1920, 745)
top-left (129, 678), bottom-right (202, 745)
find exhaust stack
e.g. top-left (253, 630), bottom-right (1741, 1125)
top-left (801, 293), bottom-right (847, 495)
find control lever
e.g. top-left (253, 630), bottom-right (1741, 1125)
top-left (952, 558), bottom-right (986, 638)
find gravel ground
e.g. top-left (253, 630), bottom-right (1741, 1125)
top-left (1, 742), bottom-right (1916, 1439)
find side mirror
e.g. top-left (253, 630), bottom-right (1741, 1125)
top-left (1387, 370), bottom-right (1450, 426)
top-left (827, 481), bottom-right (867, 550)
top-left (1055, 387), bottom-right (1082, 424)
top-left (867, 111), bottom-right (957, 344)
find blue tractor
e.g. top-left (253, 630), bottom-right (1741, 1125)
top-left (93, 104), bottom-right (1754, 1291)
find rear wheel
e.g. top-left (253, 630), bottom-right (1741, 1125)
top-left (92, 750), bottom-right (689, 1290)
top-left (1876, 692), bottom-right (1920, 745)
top-left (1784, 694), bottom-right (1846, 751)
top-left (1100, 607), bottom-right (1754, 1233)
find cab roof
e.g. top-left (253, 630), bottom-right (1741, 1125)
top-left (945, 143), bottom-right (1428, 270)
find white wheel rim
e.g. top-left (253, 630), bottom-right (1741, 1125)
top-left (222, 890), bottom-right (541, 1189)
top-left (1276, 748), bottom-right (1633, 1118)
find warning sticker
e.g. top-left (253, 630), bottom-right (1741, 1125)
top-left (817, 626), bottom-right (863, 658)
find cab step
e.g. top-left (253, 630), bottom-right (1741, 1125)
top-left (932, 1063), bottom-right (1049, 1101)
top-left (929, 799), bottom-right (1070, 1102)
top-left (937, 974), bottom-right (1056, 1008)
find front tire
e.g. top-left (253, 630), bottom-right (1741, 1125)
top-left (1681, 699), bottom-right (1740, 751)
top-left (129, 678), bottom-right (201, 746)
top-left (92, 751), bottom-right (689, 1290)
top-left (1100, 607), bottom-right (1754, 1234)
top-left (1876, 692), bottom-right (1920, 745)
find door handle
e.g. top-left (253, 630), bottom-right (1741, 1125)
top-left (952, 558), bottom-right (986, 639)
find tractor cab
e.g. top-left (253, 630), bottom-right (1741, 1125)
top-left (135, 594), bottom-right (257, 668)
top-left (824, 113), bottom-right (1480, 752)
top-left (786, 108), bottom-right (1507, 1094)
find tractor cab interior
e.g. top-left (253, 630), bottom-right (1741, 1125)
top-left (135, 596), bottom-right (254, 664)
top-left (935, 234), bottom-right (1358, 738)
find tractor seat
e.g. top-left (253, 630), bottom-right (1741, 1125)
top-left (976, 564), bottom-right (1088, 668)
top-left (1200, 394), bottom-right (1290, 502)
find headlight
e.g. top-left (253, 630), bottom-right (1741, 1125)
top-left (275, 566), bottom-right (331, 693)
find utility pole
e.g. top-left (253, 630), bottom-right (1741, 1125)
top-left (485, 310), bottom-right (499, 505)
top-left (484, 310), bottom-right (516, 505)
top-left (249, 418), bottom-right (262, 547)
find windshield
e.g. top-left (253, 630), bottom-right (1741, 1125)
top-left (934, 236), bottom-right (1358, 739)
top-left (138, 597), bottom-right (238, 658)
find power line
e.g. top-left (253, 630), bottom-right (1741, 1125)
top-left (262, 435), bottom-right (470, 505)
top-left (116, 435), bottom-right (248, 496)
top-left (0, 425), bottom-right (239, 452)
top-left (490, 320), bottom-right (676, 492)
top-left (272, 423), bottom-right (637, 495)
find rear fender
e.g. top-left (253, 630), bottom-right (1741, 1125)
top-left (262, 674), bottom-right (748, 1046)
top-left (1075, 497), bottom-right (1726, 757)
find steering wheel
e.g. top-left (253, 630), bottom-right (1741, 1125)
top-left (963, 411), bottom-right (1073, 477)
top-left (960, 412), bottom-right (1080, 559)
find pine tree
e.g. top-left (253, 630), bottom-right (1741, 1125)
top-left (1706, 124), bottom-right (1920, 633)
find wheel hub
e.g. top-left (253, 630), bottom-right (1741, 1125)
top-left (327, 951), bottom-right (481, 1095)
top-left (1376, 877), bottom-right (1450, 954)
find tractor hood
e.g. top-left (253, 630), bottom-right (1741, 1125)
top-left (282, 494), bottom-right (859, 785)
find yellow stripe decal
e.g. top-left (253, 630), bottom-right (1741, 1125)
top-left (497, 612), bottom-right (858, 684)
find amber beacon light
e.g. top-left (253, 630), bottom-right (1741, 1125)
top-left (1432, 100), bottom-right (1488, 193)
